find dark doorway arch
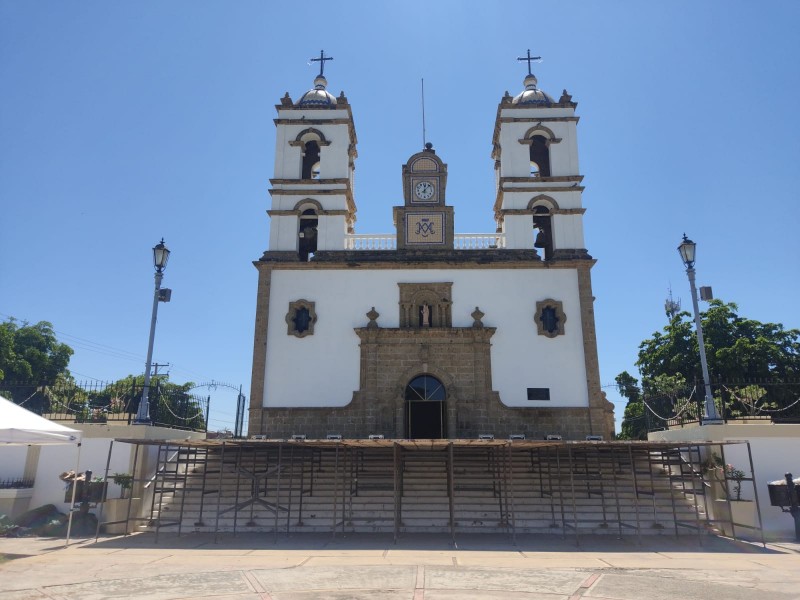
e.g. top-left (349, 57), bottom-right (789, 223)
top-left (405, 375), bottom-right (446, 439)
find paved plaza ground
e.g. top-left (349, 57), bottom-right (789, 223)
top-left (1, 532), bottom-right (799, 600)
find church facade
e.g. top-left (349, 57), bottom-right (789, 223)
top-left (249, 60), bottom-right (614, 440)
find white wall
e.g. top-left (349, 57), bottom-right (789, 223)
top-left (273, 113), bottom-right (352, 180)
top-left (0, 424), bottom-right (205, 516)
top-left (0, 446), bottom-right (28, 481)
top-left (650, 423), bottom-right (800, 540)
top-left (497, 108), bottom-right (579, 178)
top-left (264, 267), bottom-right (588, 409)
top-left (30, 439), bottom-right (133, 512)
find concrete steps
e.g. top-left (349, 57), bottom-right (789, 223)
top-left (144, 445), bottom-right (710, 537)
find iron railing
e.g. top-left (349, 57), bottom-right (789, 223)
top-left (0, 379), bottom-right (208, 432)
top-left (640, 379), bottom-right (800, 432)
top-left (0, 477), bottom-right (34, 489)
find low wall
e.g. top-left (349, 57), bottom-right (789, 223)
top-left (649, 423), bottom-right (800, 540)
top-left (0, 424), bottom-right (205, 521)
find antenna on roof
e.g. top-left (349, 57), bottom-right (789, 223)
top-left (421, 78), bottom-right (427, 149)
top-left (665, 284), bottom-right (681, 320)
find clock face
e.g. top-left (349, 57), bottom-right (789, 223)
top-left (414, 181), bottom-right (435, 200)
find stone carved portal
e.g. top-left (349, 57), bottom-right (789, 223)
top-left (354, 325), bottom-right (495, 439)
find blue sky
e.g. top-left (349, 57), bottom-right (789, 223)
top-left (2, 2), bottom-right (798, 433)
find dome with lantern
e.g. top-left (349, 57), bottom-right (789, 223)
top-left (296, 75), bottom-right (337, 108)
top-left (512, 74), bottom-right (555, 106)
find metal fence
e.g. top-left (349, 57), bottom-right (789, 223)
top-left (641, 379), bottom-right (800, 431)
top-left (0, 477), bottom-right (34, 489)
top-left (0, 379), bottom-right (208, 432)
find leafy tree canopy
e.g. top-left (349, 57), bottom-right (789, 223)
top-left (87, 374), bottom-right (206, 430)
top-left (0, 319), bottom-right (73, 399)
top-left (617, 300), bottom-right (800, 439)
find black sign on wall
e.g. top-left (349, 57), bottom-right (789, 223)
top-left (527, 388), bottom-right (551, 401)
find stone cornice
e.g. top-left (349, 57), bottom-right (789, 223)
top-left (267, 209), bottom-right (349, 217)
top-left (255, 249), bottom-right (596, 269)
top-left (269, 178), bottom-right (349, 185)
top-left (491, 106), bottom-right (579, 150)
top-left (273, 104), bottom-right (359, 152)
top-left (494, 185), bottom-right (585, 213)
top-left (268, 186), bottom-right (356, 218)
top-left (500, 185), bottom-right (585, 192)
top-left (354, 326), bottom-right (496, 343)
top-left (288, 140), bottom-right (332, 147)
top-left (501, 176), bottom-right (583, 184)
top-left (500, 116), bottom-right (579, 123)
top-left (497, 207), bottom-right (586, 216)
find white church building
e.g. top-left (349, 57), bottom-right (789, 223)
top-left (249, 55), bottom-right (614, 440)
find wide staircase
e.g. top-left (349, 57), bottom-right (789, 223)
top-left (141, 442), bottom-right (712, 538)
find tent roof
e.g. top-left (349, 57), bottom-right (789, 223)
top-left (0, 395), bottom-right (82, 445)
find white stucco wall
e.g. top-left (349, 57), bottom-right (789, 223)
top-left (0, 446), bottom-right (28, 481)
top-left (649, 424), bottom-right (800, 540)
top-left (263, 267), bottom-right (588, 409)
top-left (273, 111), bottom-right (352, 180)
top-left (30, 439), bottom-right (133, 512)
top-left (502, 215), bottom-right (536, 249)
top-left (0, 424), bottom-right (205, 517)
top-left (497, 109), bottom-right (579, 179)
top-left (501, 188), bottom-right (584, 210)
top-left (269, 211), bottom-right (349, 252)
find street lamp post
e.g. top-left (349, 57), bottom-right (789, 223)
top-left (678, 234), bottom-right (722, 424)
top-left (134, 239), bottom-right (171, 424)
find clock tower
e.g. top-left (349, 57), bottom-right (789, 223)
top-left (393, 143), bottom-right (455, 250)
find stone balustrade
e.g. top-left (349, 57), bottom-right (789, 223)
top-left (453, 234), bottom-right (506, 249)
top-left (345, 234), bottom-right (397, 250)
top-left (344, 233), bottom-right (506, 250)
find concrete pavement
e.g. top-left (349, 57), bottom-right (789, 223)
top-left (1, 532), bottom-right (799, 599)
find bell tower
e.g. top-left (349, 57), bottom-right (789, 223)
top-left (492, 51), bottom-right (589, 260)
top-left (268, 51), bottom-right (358, 260)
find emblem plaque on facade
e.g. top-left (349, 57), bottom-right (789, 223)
top-left (405, 213), bottom-right (445, 245)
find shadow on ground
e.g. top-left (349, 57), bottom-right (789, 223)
top-left (77, 531), bottom-right (779, 554)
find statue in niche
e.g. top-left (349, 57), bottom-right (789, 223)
top-left (420, 304), bottom-right (431, 327)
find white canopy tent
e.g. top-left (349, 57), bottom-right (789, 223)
top-left (0, 395), bottom-right (83, 545)
top-left (0, 395), bottom-right (82, 445)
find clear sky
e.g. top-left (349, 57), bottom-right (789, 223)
top-left (1, 2), bottom-right (798, 433)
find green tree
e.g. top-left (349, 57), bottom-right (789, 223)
top-left (0, 319), bottom-right (74, 403)
top-left (617, 301), bottom-right (800, 439)
top-left (88, 374), bottom-right (206, 430)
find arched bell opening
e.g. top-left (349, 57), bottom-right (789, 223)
top-left (529, 135), bottom-right (551, 177)
top-left (404, 375), bottom-right (446, 439)
top-left (298, 208), bottom-right (318, 261)
top-left (532, 205), bottom-right (553, 260)
top-left (301, 140), bottom-right (321, 179)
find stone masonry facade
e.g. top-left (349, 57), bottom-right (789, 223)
top-left (249, 255), bottom-right (614, 441)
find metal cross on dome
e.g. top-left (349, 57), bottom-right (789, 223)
top-left (310, 50), bottom-right (334, 77)
top-left (517, 49), bottom-right (542, 76)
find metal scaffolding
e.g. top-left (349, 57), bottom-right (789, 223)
top-left (104, 438), bottom-right (765, 546)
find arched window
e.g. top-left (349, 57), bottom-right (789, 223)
top-left (301, 140), bottom-right (321, 179)
top-left (405, 375), bottom-right (445, 402)
top-left (298, 208), bottom-right (318, 261)
top-left (533, 205), bottom-right (553, 260)
top-left (529, 135), bottom-right (551, 177)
